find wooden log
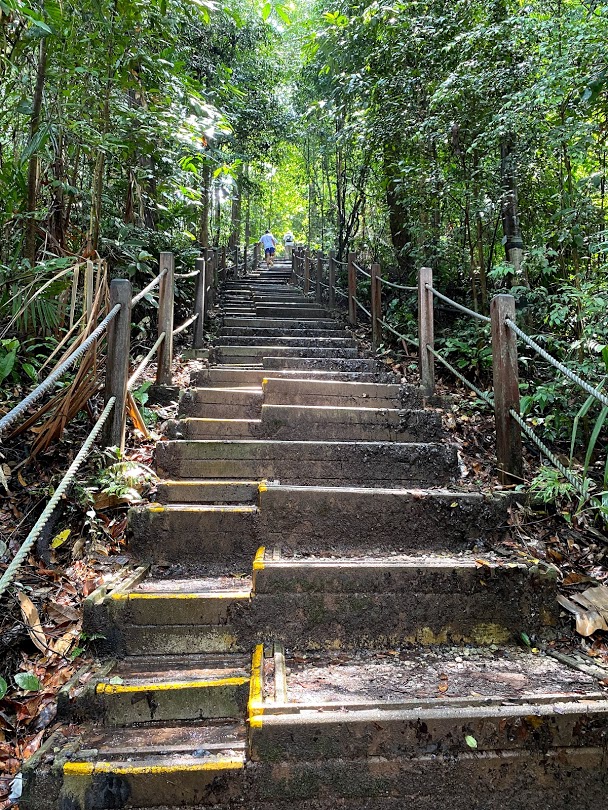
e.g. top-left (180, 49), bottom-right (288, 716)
top-left (371, 262), bottom-right (382, 351)
top-left (491, 293), bottom-right (523, 483)
top-left (84, 259), bottom-right (94, 324)
top-left (193, 256), bottom-right (205, 349)
top-left (347, 251), bottom-right (357, 325)
top-left (156, 252), bottom-right (174, 386)
top-left (316, 254), bottom-right (322, 303)
top-left (328, 250), bottom-right (335, 309)
top-left (103, 279), bottom-right (132, 448)
top-left (304, 249), bottom-right (310, 295)
top-left (418, 266), bottom-right (434, 395)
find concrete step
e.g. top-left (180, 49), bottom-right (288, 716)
top-left (53, 722), bottom-right (246, 808)
top-left (262, 357), bottom-right (384, 373)
top-left (262, 377), bottom-right (421, 407)
top-left (128, 504), bottom-right (261, 568)
top-left (223, 317), bottom-right (338, 329)
top-left (178, 386), bottom-right (262, 418)
top-left (155, 439), bottom-right (458, 487)
top-left (259, 405), bottom-right (442, 442)
top-left (191, 367), bottom-right (397, 387)
top-left (157, 479), bottom-right (259, 503)
top-left (167, 418), bottom-right (261, 439)
top-left (246, 551), bottom-right (558, 648)
top-left (255, 307), bottom-right (328, 318)
top-left (215, 336), bottom-right (357, 348)
top-left (213, 346), bottom-right (360, 360)
top-left (218, 327), bottom-right (349, 338)
top-left (257, 485), bottom-right (511, 554)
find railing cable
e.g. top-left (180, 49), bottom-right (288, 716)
top-left (427, 346), bottom-right (493, 407)
top-left (131, 268), bottom-right (167, 306)
top-left (426, 284), bottom-right (491, 323)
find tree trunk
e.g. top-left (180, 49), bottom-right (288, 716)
top-left (198, 163), bottom-right (211, 246)
top-left (24, 36), bottom-right (47, 265)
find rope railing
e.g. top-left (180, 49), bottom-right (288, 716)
top-left (426, 284), bottom-right (491, 324)
top-left (380, 277), bottom-right (417, 292)
top-left (353, 262), bottom-right (371, 279)
top-left (0, 304), bottom-right (121, 435)
top-left (506, 318), bottom-right (608, 409)
top-left (377, 317), bottom-right (419, 347)
top-left (0, 397), bottom-right (116, 598)
top-left (427, 346), bottom-right (493, 407)
top-left (353, 296), bottom-right (372, 318)
top-left (174, 269), bottom-right (199, 279)
top-left (127, 334), bottom-right (166, 390)
top-left (131, 267), bottom-right (167, 306)
top-left (173, 313), bottom-right (199, 336)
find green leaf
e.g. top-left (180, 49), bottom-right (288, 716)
top-left (14, 672), bottom-right (41, 691)
top-left (0, 675), bottom-right (7, 700)
top-left (464, 735), bottom-right (478, 749)
top-left (109, 676), bottom-right (124, 685)
top-left (51, 529), bottom-right (71, 549)
top-left (261, 1), bottom-right (271, 21)
top-left (0, 349), bottom-right (17, 384)
top-left (22, 362), bottom-right (37, 381)
top-left (520, 632), bottom-right (531, 647)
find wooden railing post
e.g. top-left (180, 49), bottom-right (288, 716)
top-left (205, 248), bottom-right (215, 309)
top-left (291, 247), bottom-right (298, 284)
top-left (371, 262), bottom-right (382, 351)
top-left (315, 254), bottom-right (322, 303)
top-left (418, 266), bottom-right (434, 396)
top-left (254, 243), bottom-right (260, 267)
top-left (193, 256), bottom-right (205, 349)
top-left (103, 279), bottom-right (132, 449)
top-left (304, 249), bottom-right (310, 295)
top-left (233, 246), bottom-right (239, 277)
top-left (243, 244), bottom-right (247, 276)
top-left (347, 251), bottom-right (357, 325)
top-left (328, 250), bottom-right (335, 309)
top-left (220, 246), bottom-right (226, 283)
top-left (491, 294), bottom-right (523, 484)
top-left (156, 252), bottom-right (174, 386)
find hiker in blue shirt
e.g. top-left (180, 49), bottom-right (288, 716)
top-left (259, 229), bottom-right (277, 267)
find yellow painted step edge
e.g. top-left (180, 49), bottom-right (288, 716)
top-left (96, 676), bottom-right (249, 694)
top-left (248, 643), bottom-right (265, 729)
top-left (64, 758), bottom-right (244, 776)
top-left (110, 591), bottom-right (250, 601)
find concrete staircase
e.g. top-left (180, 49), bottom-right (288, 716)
top-left (23, 261), bottom-right (608, 809)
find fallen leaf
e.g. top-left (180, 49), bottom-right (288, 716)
top-left (17, 592), bottom-right (47, 654)
top-left (50, 529), bottom-right (71, 549)
top-left (464, 734), bottom-right (477, 749)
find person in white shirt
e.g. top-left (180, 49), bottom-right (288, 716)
top-left (259, 230), bottom-right (277, 267)
top-left (283, 230), bottom-right (295, 260)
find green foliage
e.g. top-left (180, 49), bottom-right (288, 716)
top-left (14, 672), bottom-right (41, 691)
top-left (529, 465), bottom-right (577, 505)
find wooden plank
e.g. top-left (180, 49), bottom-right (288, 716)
top-left (490, 294), bottom-right (522, 483)
top-left (273, 643), bottom-right (287, 704)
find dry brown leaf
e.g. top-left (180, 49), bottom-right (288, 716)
top-left (17, 592), bottom-right (48, 654)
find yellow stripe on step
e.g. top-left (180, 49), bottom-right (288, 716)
top-left (110, 591), bottom-right (250, 601)
top-left (64, 759), bottom-right (244, 776)
top-left (96, 676), bottom-right (249, 694)
top-left (248, 643), bottom-right (265, 728)
top-left (253, 546), bottom-right (266, 570)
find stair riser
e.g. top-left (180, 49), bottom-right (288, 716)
top-left (213, 347), bottom-right (360, 359)
top-left (241, 588), bottom-right (557, 648)
top-left (263, 357), bottom-right (383, 372)
top-left (128, 507), bottom-right (261, 568)
top-left (156, 481), bottom-right (258, 503)
top-left (155, 441), bottom-right (457, 487)
top-left (216, 337), bottom-right (357, 347)
top-left (191, 369), bottom-right (397, 386)
top-left (92, 682), bottom-right (249, 725)
top-left (218, 328), bottom-right (348, 338)
top-left (108, 594), bottom-right (249, 626)
top-left (178, 391), bottom-right (262, 419)
top-left (255, 308), bottom-right (328, 318)
top-left (121, 626), bottom-right (243, 656)
top-left (223, 319), bottom-right (338, 329)
top-left (258, 487), bottom-right (509, 553)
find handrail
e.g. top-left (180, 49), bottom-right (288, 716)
top-left (427, 345), bottom-right (493, 407)
top-left (0, 304), bottom-right (121, 435)
top-left (174, 269), bottom-right (199, 279)
top-left (353, 296), bottom-right (371, 318)
top-left (0, 397), bottom-right (116, 598)
top-left (128, 333), bottom-right (166, 390)
top-left (380, 277), bottom-right (416, 292)
top-left (377, 317), bottom-right (419, 347)
top-left (353, 262), bottom-right (371, 279)
top-left (132, 267), bottom-right (167, 306)
top-left (426, 284), bottom-right (491, 324)
top-left (506, 318), bottom-right (608, 409)
top-left (173, 313), bottom-right (199, 336)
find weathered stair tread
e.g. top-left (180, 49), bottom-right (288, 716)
top-left (103, 653), bottom-right (250, 685)
top-left (156, 479), bottom-right (259, 503)
top-left (132, 575), bottom-right (253, 596)
top-left (276, 647), bottom-right (604, 706)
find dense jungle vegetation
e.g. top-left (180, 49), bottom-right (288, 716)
top-left (1, 0), bottom-right (607, 507)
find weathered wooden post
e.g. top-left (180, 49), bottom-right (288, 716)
top-left (254, 243), bottom-right (260, 267)
top-left (316, 254), bottom-right (322, 303)
top-left (204, 248), bottom-right (215, 311)
top-left (491, 294), bottom-right (523, 484)
top-left (418, 266), bottom-right (434, 396)
top-left (156, 252), bottom-right (174, 386)
top-left (347, 251), bottom-right (357, 325)
top-left (193, 256), bottom-right (205, 349)
top-left (220, 246), bottom-right (227, 283)
top-left (103, 279), bottom-right (132, 449)
top-left (304, 249), bottom-right (310, 295)
top-left (233, 246), bottom-right (239, 277)
top-left (243, 244), bottom-right (248, 276)
top-left (328, 250), bottom-right (336, 309)
top-left (371, 262), bottom-right (382, 351)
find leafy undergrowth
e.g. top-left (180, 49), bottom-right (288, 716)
top-left (0, 344), bottom-right (205, 808)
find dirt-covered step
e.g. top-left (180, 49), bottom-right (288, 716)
top-left (262, 377), bottom-right (421, 407)
top-left (255, 306), bottom-right (329, 319)
top-left (157, 479), bottom-right (259, 503)
top-left (178, 386), bottom-right (263, 418)
top-left (223, 317), bottom-right (338, 329)
top-left (192, 367), bottom-right (397, 387)
top-left (213, 346), bottom-right (360, 362)
top-left (64, 654), bottom-right (250, 725)
top-left (128, 503), bottom-right (261, 568)
top-left (244, 550), bottom-right (558, 648)
top-left (262, 357), bottom-right (386, 373)
top-left (23, 722), bottom-right (247, 810)
top-left (155, 439), bottom-right (458, 487)
top-left (218, 326), bottom-right (349, 338)
top-left (257, 485), bottom-right (510, 554)
top-left (215, 336), bottom-right (357, 348)
top-left (167, 417), bottom-right (262, 440)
